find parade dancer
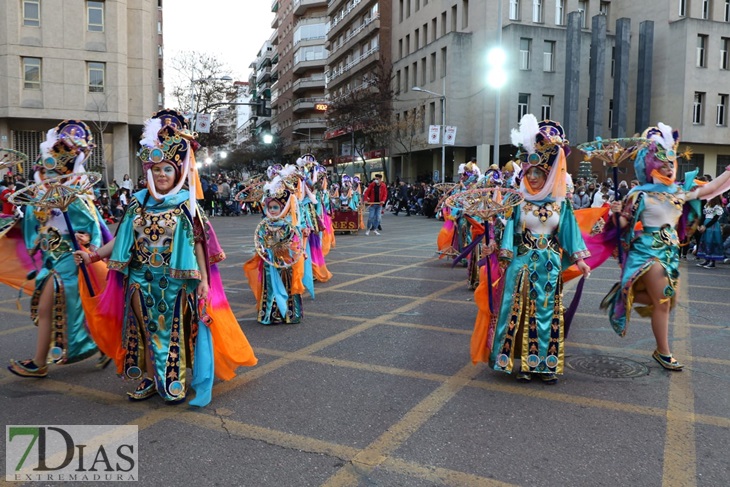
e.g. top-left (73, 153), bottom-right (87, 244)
top-left (76, 110), bottom-right (256, 405)
top-left (8, 121), bottom-right (112, 378)
top-left (602, 123), bottom-right (730, 370)
top-left (489, 115), bottom-right (591, 384)
top-left (244, 173), bottom-right (307, 324)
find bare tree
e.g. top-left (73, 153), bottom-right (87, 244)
top-left (389, 107), bottom-right (427, 176)
top-left (326, 60), bottom-right (394, 182)
top-left (168, 51), bottom-right (234, 116)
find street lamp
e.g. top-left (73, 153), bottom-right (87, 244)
top-left (204, 151), bottom-right (227, 177)
top-left (486, 0), bottom-right (507, 167)
top-left (413, 79), bottom-right (446, 183)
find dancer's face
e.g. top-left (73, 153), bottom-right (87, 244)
top-left (658, 162), bottom-right (675, 180)
top-left (525, 166), bottom-right (547, 190)
top-left (266, 200), bottom-right (283, 217)
top-left (151, 162), bottom-right (176, 194)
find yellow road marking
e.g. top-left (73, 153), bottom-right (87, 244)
top-left (662, 278), bottom-right (697, 487)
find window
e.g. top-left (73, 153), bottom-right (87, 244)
top-left (543, 41), bottom-right (555, 71)
top-left (697, 34), bottom-right (708, 67)
top-left (396, 70), bottom-right (401, 94)
top-left (541, 95), bottom-right (552, 120)
top-left (717, 155), bottom-right (730, 176)
top-left (398, 39), bottom-right (403, 59)
top-left (429, 101), bottom-right (436, 125)
top-left (441, 47), bottom-right (447, 77)
top-left (157, 21), bottom-right (162, 34)
top-left (415, 29), bottom-right (420, 50)
top-left (693, 92), bottom-right (705, 124)
top-left (532, 0), bottom-right (543, 23)
top-left (406, 0), bottom-right (411, 18)
top-left (88, 62), bottom-right (106, 93)
top-left (399, 0), bottom-right (404, 23)
top-left (420, 106), bottom-right (426, 133)
top-left (509, 0), bottom-right (520, 20)
top-left (702, 0), bottom-right (710, 19)
top-left (432, 18), bottom-right (437, 41)
top-left (423, 23), bottom-right (428, 46)
top-left (717, 94), bottom-right (728, 126)
top-left (599, 1), bottom-right (609, 17)
top-left (430, 52), bottom-right (436, 81)
top-left (23, 0), bottom-right (40, 26)
top-left (421, 57), bottom-right (427, 85)
top-left (158, 45), bottom-right (163, 57)
top-left (608, 99), bottom-right (614, 129)
top-left (404, 67), bottom-right (409, 92)
top-left (462, 0), bottom-right (469, 29)
top-left (518, 93), bottom-right (530, 119)
top-left (579, 1), bottom-right (588, 28)
top-left (610, 46), bottom-right (615, 77)
top-left (416, 0), bottom-right (420, 12)
top-left (555, 0), bottom-right (565, 25)
top-left (441, 12), bottom-right (447, 35)
top-left (405, 34), bottom-right (410, 55)
top-left (679, 0), bottom-right (687, 16)
top-left (680, 153), bottom-right (703, 180)
top-left (722, 38), bottom-right (729, 69)
top-left (520, 38), bottom-right (531, 70)
top-left (22, 57), bottom-right (41, 89)
top-left (413, 62), bottom-right (418, 88)
top-left (725, 0), bottom-right (730, 21)
top-left (451, 5), bottom-right (457, 32)
top-left (87, 1), bottom-right (104, 32)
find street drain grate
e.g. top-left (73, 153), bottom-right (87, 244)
top-left (566, 355), bottom-right (649, 378)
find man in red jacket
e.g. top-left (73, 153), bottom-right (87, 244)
top-left (363, 174), bottom-right (387, 235)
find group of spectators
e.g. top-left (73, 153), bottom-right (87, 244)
top-left (382, 181), bottom-right (441, 218)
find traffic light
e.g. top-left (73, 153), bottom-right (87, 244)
top-left (256, 96), bottom-right (270, 117)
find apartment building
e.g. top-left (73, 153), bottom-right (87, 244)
top-left (269, 0), bottom-right (330, 159)
top-left (391, 0), bottom-right (730, 182)
top-left (249, 40), bottom-right (275, 141)
top-left (1, 0), bottom-right (164, 182)
top-left (324, 0), bottom-right (392, 175)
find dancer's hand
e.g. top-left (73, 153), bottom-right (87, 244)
top-left (75, 232), bottom-right (91, 247)
top-left (485, 239), bottom-right (497, 255)
top-left (74, 251), bottom-right (90, 266)
top-left (196, 281), bottom-right (210, 303)
top-left (576, 259), bottom-right (591, 279)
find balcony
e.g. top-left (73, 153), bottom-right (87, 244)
top-left (326, 0), bottom-right (366, 38)
top-left (271, 0), bottom-right (279, 12)
top-left (325, 45), bottom-right (379, 84)
top-left (327, 11), bottom-right (379, 58)
top-left (293, 118), bottom-right (327, 130)
top-left (257, 65), bottom-right (272, 84)
top-left (293, 97), bottom-right (327, 113)
top-left (293, 56), bottom-right (327, 74)
top-left (292, 76), bottom-right (326, 93)
top-left (293, 0), bottom-right (328, 16)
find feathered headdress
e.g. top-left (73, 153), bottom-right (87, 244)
top-left (635, 123), bottom-right (680, 185)
top-left (511, 114), bottom-right (570, 201)
top-left (37, 120), bottom-right (94, 178)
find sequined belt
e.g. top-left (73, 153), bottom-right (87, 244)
top-left (130, 246), bottom-right (171, 269)
top-left (39, 236), bottom-right (73, 257)
top-left (516, 232), bottom-right (559, 255)
top-left (639, 225), bottom-right (679, 247)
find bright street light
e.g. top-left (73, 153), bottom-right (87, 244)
top-left (219, 151), bottom-right (227, 159)
top-left (262, 133), bottom-right (274, 144)
top-left (412, 81), bottom-right (447, 183)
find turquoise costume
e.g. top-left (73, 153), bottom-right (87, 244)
top-left (108, 189), bottom-right (204, 401)
top-left (490, 199), bottom-right (589, 376)
top-left (24, 198), bottom-right (106, 364)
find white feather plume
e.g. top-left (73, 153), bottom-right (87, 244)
top-left (39, 128), bottom-right (58, 159)
top-left (458, 163), bottom-right (466, 174)
top-left (296, 157), bottom-right (307, 167)
top-left (140, 118), bottom-right (163, 148)
top-left (279, 164), bottom-right (298, 178)
top-left (510, 113), bottom-right (539, 154)
top-left (263, 175), bottom-right (282, 194)
top-left (656, 122), bottom-right (675, 151)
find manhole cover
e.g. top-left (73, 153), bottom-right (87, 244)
top-left (566, 355), bottom-right (649, 378)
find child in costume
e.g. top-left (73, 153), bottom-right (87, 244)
top-left (8, 120), bottom-right (112, 378)
top-left (244, 172), bottom-right (307, 324)
top-left (76, 110), bottom-right (256, 405)
top-left (603, 123), bottom-right (730, 370)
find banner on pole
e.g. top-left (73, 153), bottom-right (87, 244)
top-left (196, 113), bottom-right (211, 133)
top-left (444, 126), bottom-right (457, 145)
top-left (428, 125), bottom-right (440, 145)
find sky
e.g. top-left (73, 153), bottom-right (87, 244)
top-left (163, 1), bottom-right (275, 100)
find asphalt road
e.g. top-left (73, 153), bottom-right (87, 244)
top-left (1, 212), bottom-right (729, 487)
